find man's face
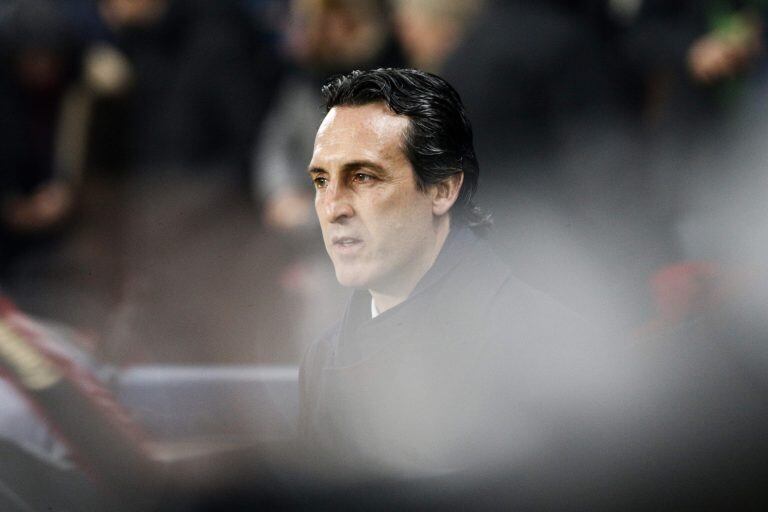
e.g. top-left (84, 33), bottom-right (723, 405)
top-left (309, 103), bottom-right (440, 294)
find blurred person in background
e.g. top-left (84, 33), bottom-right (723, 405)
top-left (251, 0), bottom-right (405, 354)
top-left (96, 0), bottom-right (280, 178)
top-left (0, 0), bottom-right (149, 337)
top-left (392, 0), bottom-right (484, 73)
top-left (0, 0), bottom-right (86, 283)
top-left (615, 0), bottom-right (764, 120)
top-left (608, 0), bottom-right (765, 185)
top-left (604, 0), bottom-right (766, 328)
top-left (33, 0), bottom-right (295, 364)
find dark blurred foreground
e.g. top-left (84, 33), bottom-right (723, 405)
top-left (1, 277), bottom-right (767, 511)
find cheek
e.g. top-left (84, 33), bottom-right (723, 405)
top-left (374, 195), bottom-right (432, 248)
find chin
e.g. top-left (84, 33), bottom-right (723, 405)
top-left (333, 264), bottom-right (373, 289)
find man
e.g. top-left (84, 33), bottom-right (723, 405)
top-left (299, 68), bottom-right (592, 477)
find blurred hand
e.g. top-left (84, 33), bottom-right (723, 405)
top-left (688, 15), bottom-right (763, 84)
top-left (2, 182), bottom-right (74, 233)
top-left (263, 190), bottom-right (314, 232)
top-left (688, 36), bottom-right (737, 83)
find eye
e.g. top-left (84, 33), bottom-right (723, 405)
top-left (352, 173), bottom-right (375, 184)
top-left (312, 176), bottom-right (328, 189)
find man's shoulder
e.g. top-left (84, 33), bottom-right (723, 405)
top-left (441, 230), bottom-right (511, 293)
top-left (457, 233), bottom-right (591, 340)
top-left (467, 234), bottom-right (571, 309)
top-left (449, 233), bottom-right (552, 310)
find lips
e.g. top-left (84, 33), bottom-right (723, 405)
top-left (333, 236), bottom-right (362, 246)
top-left (331, 236), bottom-right (363, 254)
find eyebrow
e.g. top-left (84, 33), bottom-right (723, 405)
top-left (307, 160), bottom-right (387, 176)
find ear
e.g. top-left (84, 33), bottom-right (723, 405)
top-left (431, 172), bottom-right (463, 217)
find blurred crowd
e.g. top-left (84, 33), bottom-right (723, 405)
top-left (1, 0), bottom-right (767, 364)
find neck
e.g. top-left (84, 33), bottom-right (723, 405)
top-left (369, 217), bottom-right (451, 314)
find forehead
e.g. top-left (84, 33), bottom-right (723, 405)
top-left (312, 103), bottom-right (410, 164)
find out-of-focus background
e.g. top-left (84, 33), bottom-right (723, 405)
top-left (0, 0), bottom-right (766, 365)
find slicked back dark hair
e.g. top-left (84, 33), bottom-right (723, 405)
top-left (321, 68), bottom-right (491, 231)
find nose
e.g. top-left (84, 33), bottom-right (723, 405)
top-left (318, 182), bottom-right (354, 224)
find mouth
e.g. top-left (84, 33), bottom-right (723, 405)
top-left (332, 236), bottom-right (362, 246)
top-left (331, 236), bottom-right (363, 253)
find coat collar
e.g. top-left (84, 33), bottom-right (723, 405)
top-left (344, 224), bottom-right (479, 325)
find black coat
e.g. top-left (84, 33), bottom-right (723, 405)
top-left (298, 226), bottom-right (593, 476)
